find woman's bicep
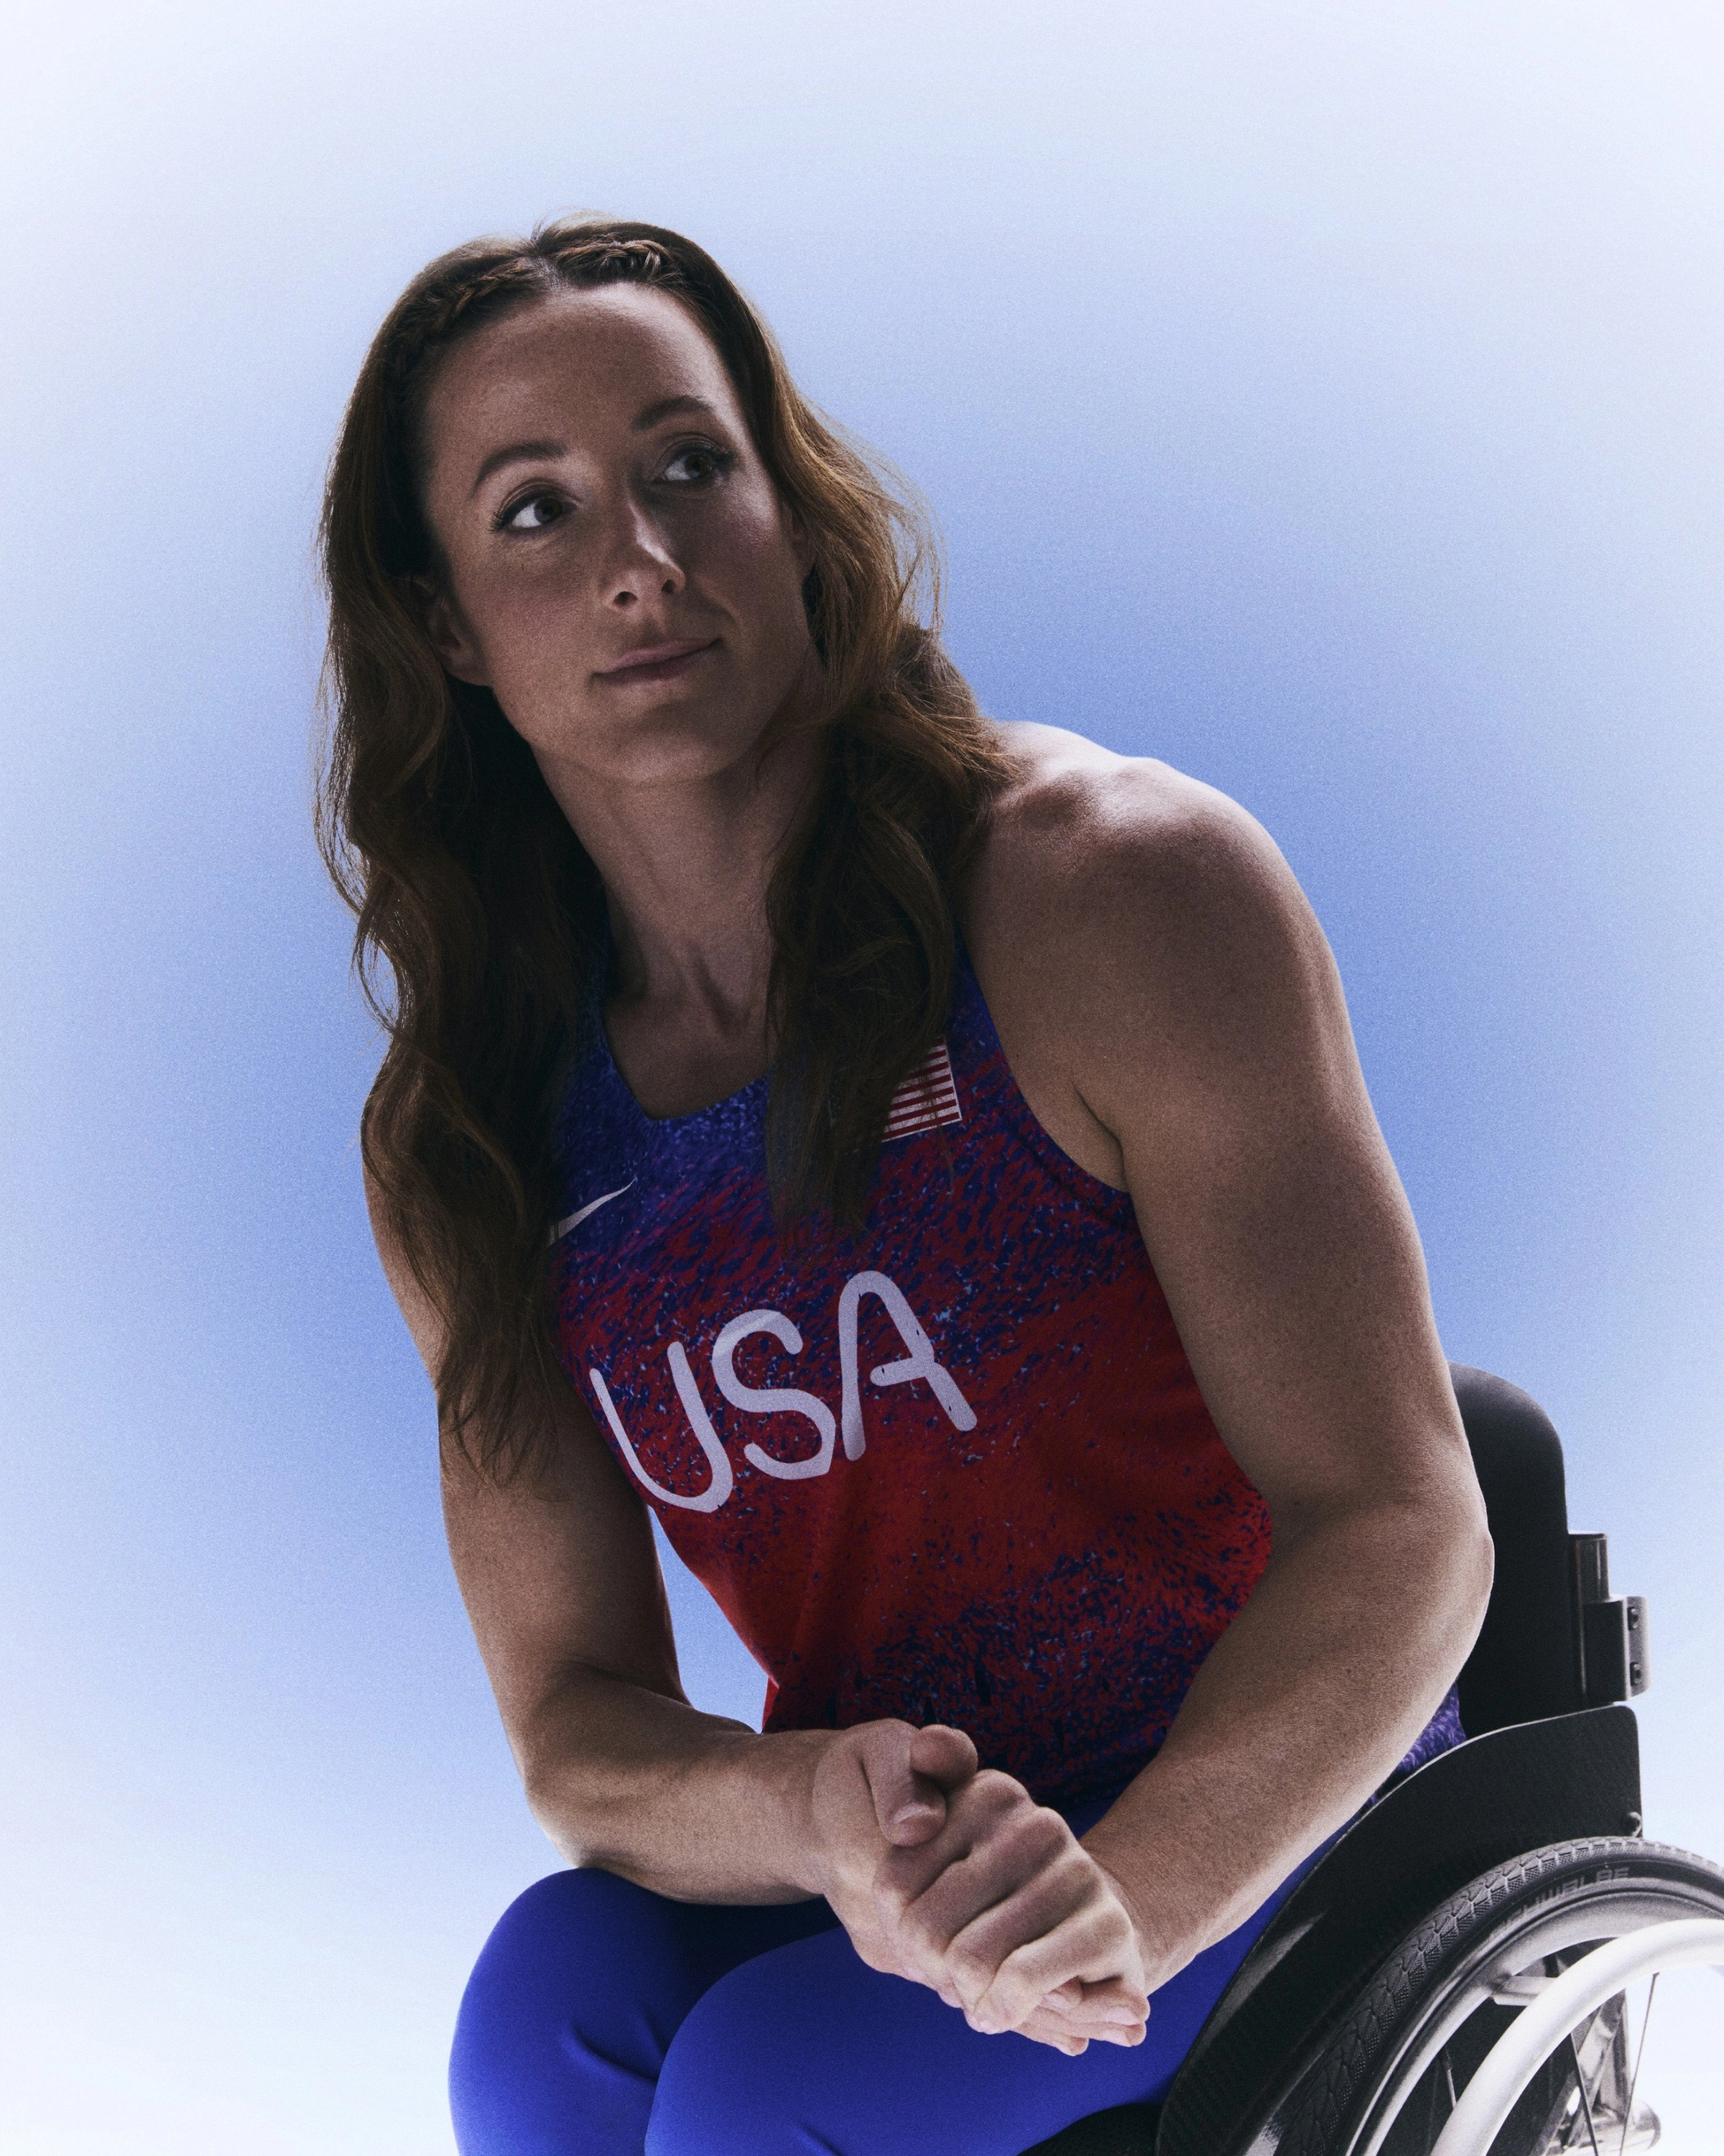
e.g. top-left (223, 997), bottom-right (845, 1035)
top-left (1070, 787), bottom-right (1474, 1527)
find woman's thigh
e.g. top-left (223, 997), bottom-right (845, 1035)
top-left (451, 1798), bottom-right (1334, 2156)
top-left (448, 1865), bottom-right (842, 2156)
top-left (644, 1880), bottom-right (1295, 2156)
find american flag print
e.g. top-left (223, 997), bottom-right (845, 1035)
top-left (881, 1040), bottom-right (963, 1142)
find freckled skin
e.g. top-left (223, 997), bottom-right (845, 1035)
top-left (374, 279), bottom-right (1494, 2060)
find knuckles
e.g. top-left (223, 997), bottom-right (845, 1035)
top-left (960, 1768), bottom-right (1025, 1815)
top-left (1001, 1805), bottom-right (1073, 1865)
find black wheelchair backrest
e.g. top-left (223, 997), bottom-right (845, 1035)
top-left (1450, 1361), bottom-right (1649, 1736)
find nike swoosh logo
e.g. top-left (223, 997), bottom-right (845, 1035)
top-left (549, 1180), bottom-right (636, 1244)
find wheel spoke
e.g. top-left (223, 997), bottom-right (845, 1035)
top-left (1568, 2031), bottom-right (1602, 2156)
top-left (1617, 1973), bottom-right (1655, 2156)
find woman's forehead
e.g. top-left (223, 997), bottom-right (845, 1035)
top-left (421, 284), bottom-right (738, 470)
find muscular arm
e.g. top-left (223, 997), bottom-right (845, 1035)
top-left (964, 727), bottom-right (1493, 1984)
top-left (365, 1174), bottom-right (822, 1899)
top-left (440, 1399), bottom-right (819, 1904)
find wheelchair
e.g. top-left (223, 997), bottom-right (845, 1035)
top-left (1024, 1364), bottom-right (1722, 2156)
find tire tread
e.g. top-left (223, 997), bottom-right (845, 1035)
top-left (1279, 1838), bottom-right (1724, 2156)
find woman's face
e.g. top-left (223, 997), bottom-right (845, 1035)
top-left (416, 283), bottom-right (819, 789)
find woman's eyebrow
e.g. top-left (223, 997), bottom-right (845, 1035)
top-left (465, 399), bottom-right (718, 499)
top-left (468, 438), bottom-right (567, 499)
top-left (631, 394), bottom-right (719, 432)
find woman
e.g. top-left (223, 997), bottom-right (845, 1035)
top-left (318, 218), bottom-right (1492, 2156)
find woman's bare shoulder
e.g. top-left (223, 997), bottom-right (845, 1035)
top-left (975, 721), bottom-right (1304, 970)
top-left (964, 721), bottom-right (1346, 1189)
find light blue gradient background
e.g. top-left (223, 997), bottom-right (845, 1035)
top-left (2, 5), bottom-right (1720, 2150)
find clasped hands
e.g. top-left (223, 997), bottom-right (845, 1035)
top-left (807, 1720), bottom-right (1151, 2055)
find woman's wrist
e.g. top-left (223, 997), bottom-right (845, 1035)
top-left (1078, 1843), bottom-right (1189, 1991)
top-left (778, 1728), bottom-right (854, 1898)
top-left (1076, 1781), bottom-right (1261, 1990)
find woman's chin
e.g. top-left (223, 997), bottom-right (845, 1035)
top-left (527, 703), bottom-right (796, 795)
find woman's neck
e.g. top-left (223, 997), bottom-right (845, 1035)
top-left (536, 723), bottom-right (825, 1114)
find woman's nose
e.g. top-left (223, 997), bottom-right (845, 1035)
top-left (602, 497), bottom-right (685, 608)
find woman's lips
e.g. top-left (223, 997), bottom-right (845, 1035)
top-left (595, 637), bottom-right (719, 683)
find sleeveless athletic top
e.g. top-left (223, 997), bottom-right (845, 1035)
top-left (550, 947), bottom-right (1463, 1808)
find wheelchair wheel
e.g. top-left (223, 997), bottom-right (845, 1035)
top-left (1274, 1837), bottom-right (1724, 2156)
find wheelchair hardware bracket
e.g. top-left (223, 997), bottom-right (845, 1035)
top-left (1572, 1535), bottom-right (1651, 1705)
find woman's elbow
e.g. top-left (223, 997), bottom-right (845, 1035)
top-left (1443, 1479), bottom-right (1496, 1664)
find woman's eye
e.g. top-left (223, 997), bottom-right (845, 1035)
top-left (499, 491), bottom-right (567, 532)
top-left (661, 443), bottom-right (733, 486)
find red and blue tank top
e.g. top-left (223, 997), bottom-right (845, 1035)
top-left (550, 945), bottom-right (1462, 1808)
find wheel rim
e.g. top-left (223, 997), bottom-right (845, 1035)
top-left (1427, 1920), bottom-right (1724, 2156)
top-left (1341, 1882), bottom-right (1724, 2156)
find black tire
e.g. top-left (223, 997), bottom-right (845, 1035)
top-left (1274, 1837), bottom-right (1724, 2156)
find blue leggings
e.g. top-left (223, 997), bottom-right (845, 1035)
top-left (449, 1785), bottom-right (1334, 2155)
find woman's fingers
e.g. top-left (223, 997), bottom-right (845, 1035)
top-left (907, 1721), bottom-right (980, 1789)
top-left (986, 1977), bottom-right (1149, 2055)
top-left (1035, 1974), bottom-right (1146, 2022)
top-left (884, 1793), bottom-right (1104, 1996)
top-left (964, 1979), bottom-right (1147, 2055)
top-left (1016, 2009), bottom-right (1090, 2055)
top-left (873, 1767), bottom-right (1034, 1914)
top-left (963, 1900), bottom-right (1147, 2036)
top-left (1024, 1974), bottom-right (1149, 2042)
top-left (932, 1853), bottom-right (1095, 2004)
top-left (861, 1721), bottom-right (978, 1846)
top-left (874, 1775), bottom-right (1149, 2038)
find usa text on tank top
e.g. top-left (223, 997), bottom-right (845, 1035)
top-left (550, 948), bottom-right (1457, 1807)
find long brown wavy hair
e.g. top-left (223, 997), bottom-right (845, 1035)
top-left (317, 217), bottom-right (1009, 1482)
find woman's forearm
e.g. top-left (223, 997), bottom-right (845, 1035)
top-left (1079, 1486), bottom-right (1492, 1982)
top-left (517, 1670), bottom-right (838, 1903)
top-left (516, 1489), bottom-right (1488, 1948)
